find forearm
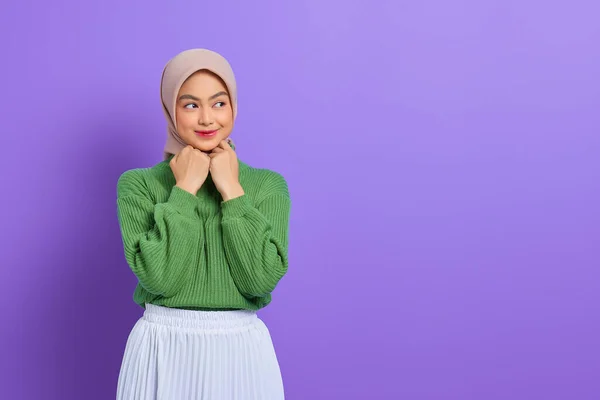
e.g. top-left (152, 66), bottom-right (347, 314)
top-left (220, 194), bottom-right (290, 297)
top-left (118, 184), bottom-right (203, 297)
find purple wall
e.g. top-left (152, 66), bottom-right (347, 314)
top-left (1, 1), bottom-right (598, 399)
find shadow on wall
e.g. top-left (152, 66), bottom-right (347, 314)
top-left (44, 110), bottom-right (156, 399)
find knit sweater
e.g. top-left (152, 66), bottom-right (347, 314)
top-left (116, 155), bottom-right (291, 310)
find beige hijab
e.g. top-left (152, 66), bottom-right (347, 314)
top-left (160, 48), bottom-right (237, 160)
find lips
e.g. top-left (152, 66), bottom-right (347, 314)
top-left (195, 129), bottom-right (219, 137)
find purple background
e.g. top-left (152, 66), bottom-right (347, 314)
top-left (1, 0), bottom-right (599, 399)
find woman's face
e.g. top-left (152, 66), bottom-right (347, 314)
top-left (175, 70), bottom-right (233, 152)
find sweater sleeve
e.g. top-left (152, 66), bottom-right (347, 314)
top-left (220, 173), bottom-right (291, 298)
top-left (116, 170), bottom-right (202, 297)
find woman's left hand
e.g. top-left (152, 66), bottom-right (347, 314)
top-left (209, 139), bottom-right (244, 201)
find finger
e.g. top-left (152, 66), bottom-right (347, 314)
top-left (218, 140), bottom-right (231, 152)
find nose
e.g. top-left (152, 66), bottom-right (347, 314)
top-left (198, 107), bottom-right (213, 126)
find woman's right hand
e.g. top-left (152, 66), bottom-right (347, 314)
top-left (170, 145), bottom-right (211, 195)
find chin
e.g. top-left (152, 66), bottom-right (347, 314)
top-left (181, 131), bottom-right (229, 152)
top-left (191, 138), bottom-right (221, 152)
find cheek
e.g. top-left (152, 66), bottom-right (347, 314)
top-left (217, 111), bottom-right (233, 128)
top-left (176, 111), bottom-right (196, 129)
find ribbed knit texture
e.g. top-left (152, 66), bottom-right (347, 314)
top-left (116, 155), bottom-right (290, 310)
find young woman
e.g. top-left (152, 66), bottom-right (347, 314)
top-left (115, 48), bottom-right (290, 399)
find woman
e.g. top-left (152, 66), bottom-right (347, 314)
top-left (115, 48), bottom-right (290, 399)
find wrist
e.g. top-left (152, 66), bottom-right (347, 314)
top-left (220, 182), bottom-right (245, 201)
top-left (176, 183), bottom-right (198, 195)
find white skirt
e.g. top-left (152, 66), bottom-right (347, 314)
top-left (116, 303), bottom-right (285, 399)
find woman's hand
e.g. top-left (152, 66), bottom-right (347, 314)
top-left (209, 139), bottom-right (244, 201)
top-left (170, 145), bottom-right (211, 195)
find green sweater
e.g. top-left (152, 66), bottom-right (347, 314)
top-left (116, 155), bottom-right (291, 310)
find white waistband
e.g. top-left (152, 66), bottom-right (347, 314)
top-left (142, 303), bottom-right (258, 331)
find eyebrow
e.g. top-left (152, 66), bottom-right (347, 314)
top-left (178, 91), bottom-right (229, 102)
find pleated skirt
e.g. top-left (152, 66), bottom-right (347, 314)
top-left (116, 303), bottom-right (285, 399)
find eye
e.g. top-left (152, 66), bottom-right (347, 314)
top-left (184, 103), bottom-right (198, 109)
top-left (214, 101), bottom-right (226, 108)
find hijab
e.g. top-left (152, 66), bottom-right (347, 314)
top-left (160, 48), bottom-right (237, 160)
